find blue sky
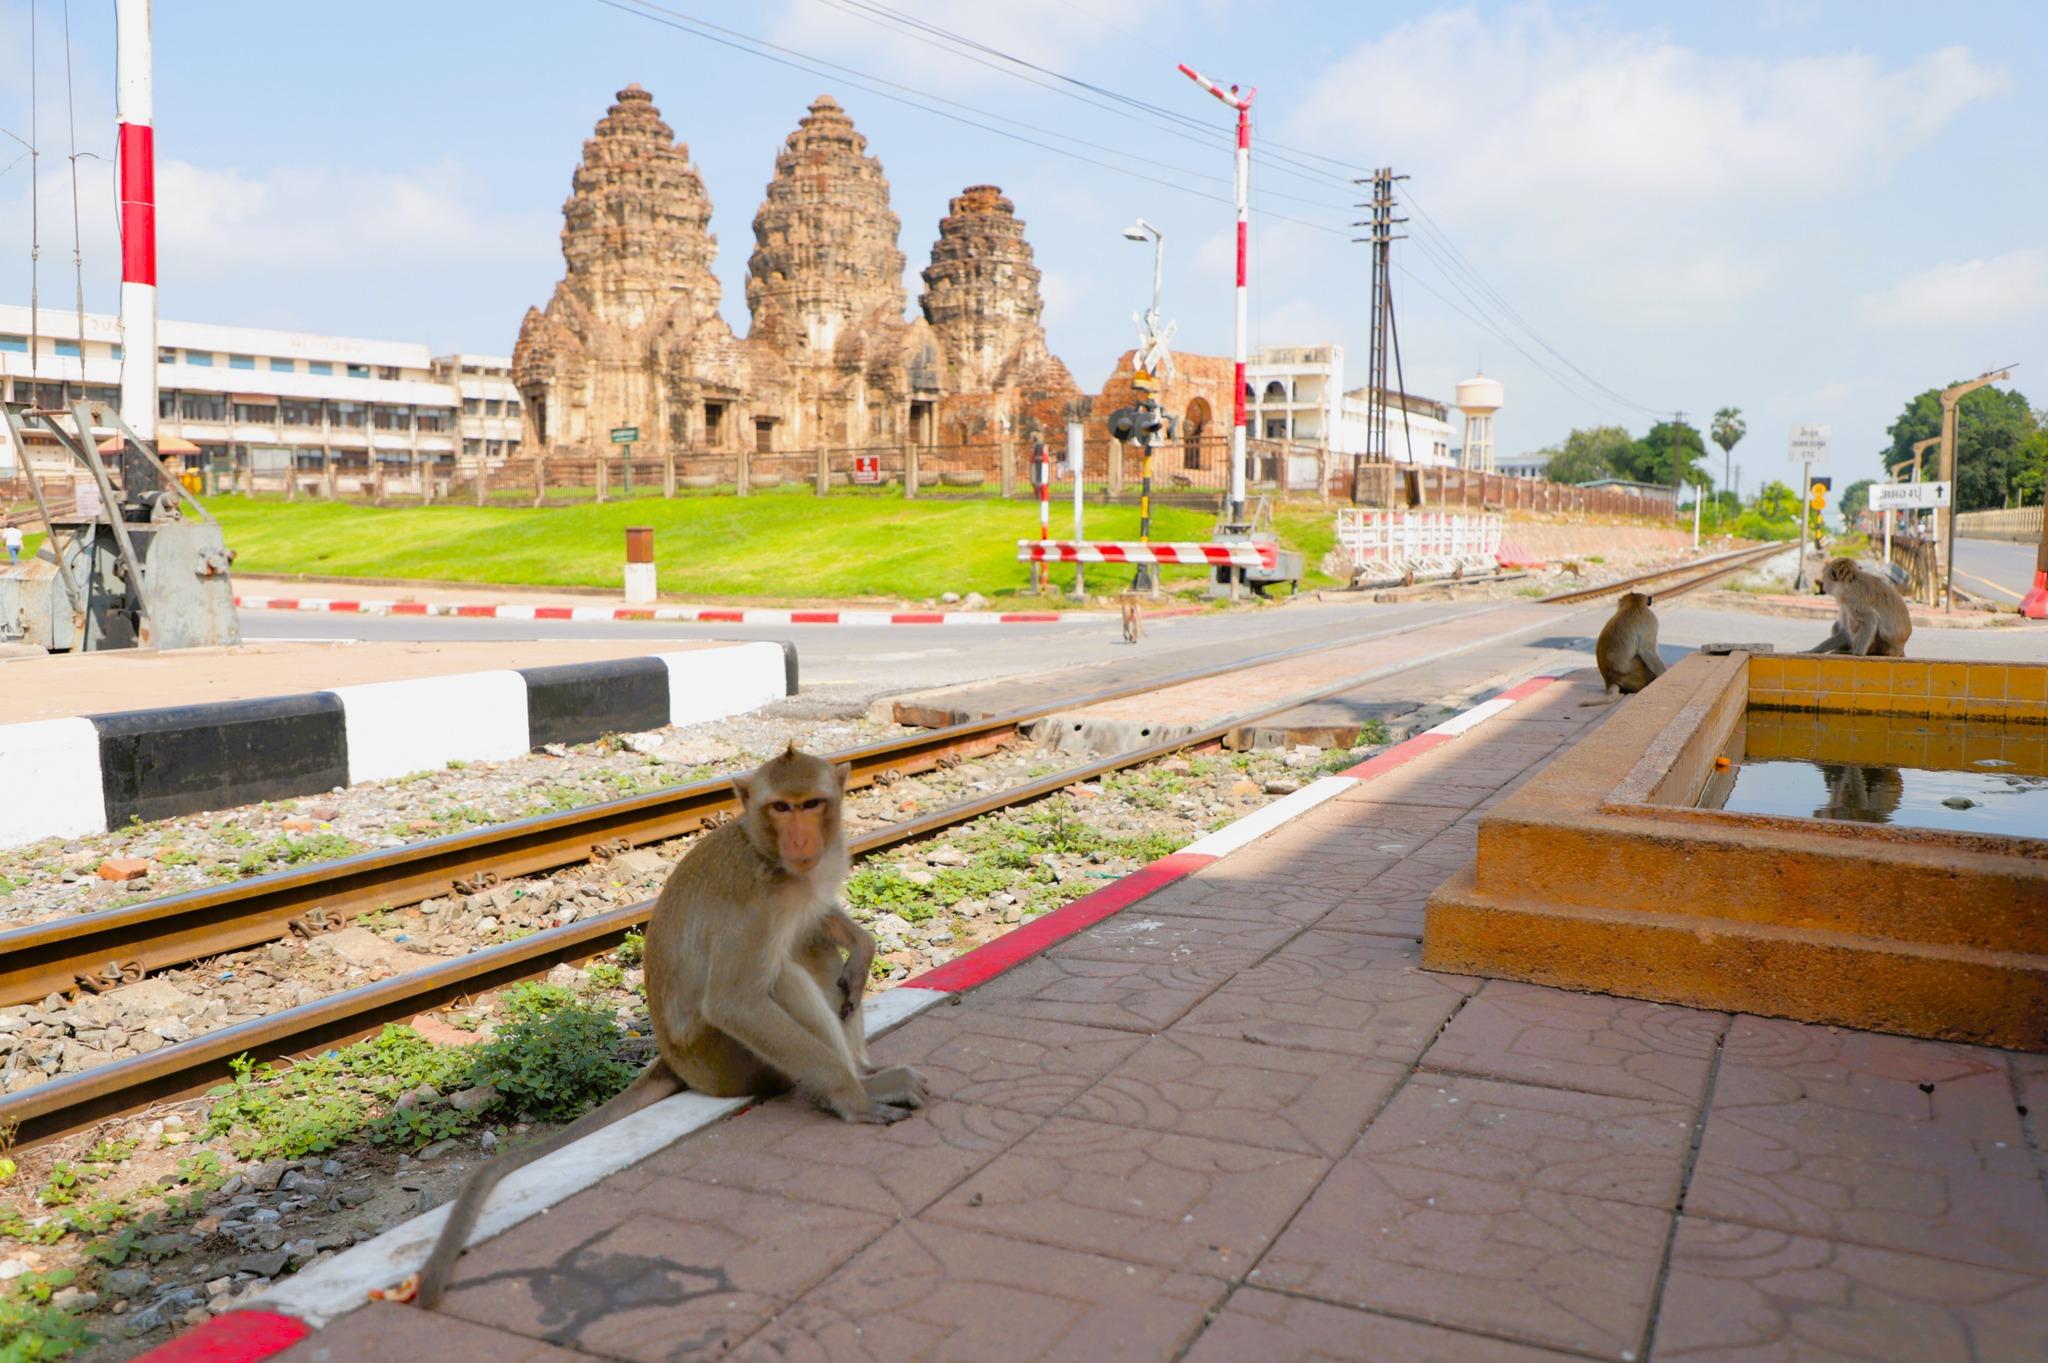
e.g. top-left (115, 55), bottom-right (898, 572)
top-left (3, 1), bottom-right (2044, 489)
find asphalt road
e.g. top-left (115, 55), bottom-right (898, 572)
top-left (238, 584), bottom-right (2046, 710)
top-left (1953, 534), bottom-right (2042, 606)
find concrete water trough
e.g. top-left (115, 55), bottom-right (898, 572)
top-left (1425, 651), bottom-right (2048, 1050)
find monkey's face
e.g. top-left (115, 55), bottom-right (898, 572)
top-left (1619, 591), bottom-right (1653, 611)
top-left (760, 794), bottom-right (834, 874)
top-left (1819, 558), bottom-right (1857, 598)
top-left (739, 748), bottom-right (849, 877)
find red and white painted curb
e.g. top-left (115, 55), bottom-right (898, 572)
top-left (233, 595), bottom-right (1090, 626)
top-left (141, 668), bottom-right (1571, 1362)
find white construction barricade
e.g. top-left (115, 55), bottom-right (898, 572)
top-left (1334, 509), bottom-right (1502, 584)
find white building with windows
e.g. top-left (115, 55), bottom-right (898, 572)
top-left (1241, 343), bottom-right (1456, 467)
top-left (0, 305), bottom-right (520, 478)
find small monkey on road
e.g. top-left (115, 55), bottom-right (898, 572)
top-left (1582, 591), bottom-right (1667, 704)
top-left (411, 746), bottom-right (925, 1307)
top-left (1810, 557), bottom-right (1912, 657)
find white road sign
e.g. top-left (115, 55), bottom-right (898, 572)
top-left (1869, 481), bottom-right (1951, 511)
top-left (1788, 424), bottom-right (1831, 465)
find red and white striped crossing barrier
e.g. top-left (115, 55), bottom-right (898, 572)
top-left (1018, 539), bottom-right (1277, 568)
top-left (232, 597), bottom-right (1075, 626)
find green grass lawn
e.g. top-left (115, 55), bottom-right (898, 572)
top-left (208, 491), bottom-right (1342, 604)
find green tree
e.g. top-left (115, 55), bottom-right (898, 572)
top-left (1710, 406), bottom-right (1745, 498)
top-left (1621, 420), bottom-right (1709, 486)
top-left (1838, 478), bottom-right (1874, 522)
top-left (1537, 425), bottom-right (1633, 484)
top-left (2015, 425), bottom-right (2048, 506)
top-left (1882, 384), bottom-right (2039, 511)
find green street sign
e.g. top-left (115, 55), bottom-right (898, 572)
top-left (610, 426), bottom-right (639, 444)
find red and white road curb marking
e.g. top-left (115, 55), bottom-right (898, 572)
top-left (233, 596), bottom-right (1083, 626)
top-left (142, 668), bottom-right (1570, 1361)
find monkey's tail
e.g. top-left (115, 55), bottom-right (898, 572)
top-left (411, 1063), bottom-right (682, 1308)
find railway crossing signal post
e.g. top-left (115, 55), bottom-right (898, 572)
top-left (1110, 378), bottom-right (1167, 595)
top-left (1788, 424), bottom-right (1829, 592)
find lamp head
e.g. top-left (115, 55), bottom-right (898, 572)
top-left (1122, 218), bottom-right (1158, 242)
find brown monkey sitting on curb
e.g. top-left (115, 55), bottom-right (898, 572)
top-left (1810, 557), bottom-right (1912, 657)
top-left (409, 746), bottom-right (925, 1308)
top-left (1581, 591), bottom-right (1667, 704)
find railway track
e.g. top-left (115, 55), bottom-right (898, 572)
top-left (1, 545), bottom-right (1785, 1147)
top-left (1537, 540), bottom-right (1788, 605)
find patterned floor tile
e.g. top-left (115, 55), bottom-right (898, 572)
top-left (866, 1011), bottom-right (1146, 1115)
top-left (1423, 979), bottom-right (1728, 1105)
top-left (922, 1115), bottom-right (1328, 1279)
top-left (1180, 1289), bottom-right (1585, 1363)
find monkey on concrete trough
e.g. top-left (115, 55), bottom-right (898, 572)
top-left (409, 745), bottom-right (926, 1308)
top-left (1581, 591), bottom-right (1667, 704)
top-left (1809, 557), bottom-right (1912, 657)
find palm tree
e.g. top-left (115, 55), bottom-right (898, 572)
top-left (1711, 407), bottom-right (1746, 501)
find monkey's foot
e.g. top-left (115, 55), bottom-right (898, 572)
top-left (863, 1064), bottom-right (930, 1110)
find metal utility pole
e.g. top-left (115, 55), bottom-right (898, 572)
top-left (1178, 64), bottom-right (1253, 526)
top-left (1670, 411), bottom-right (1687, 501)
top-left (1352, 169), bottom-right (1406, 488)
top-left (1935, 365), bottom-right (2014, 612)
top-left (116, 0), bottom-right (157, 442)
top-left (1120, 220), bottom-right (1172, 594)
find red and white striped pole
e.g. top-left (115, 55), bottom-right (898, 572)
top-left (1035, 441), bottom-right (1051, 594)
top-left (116, 0), bottom-right (156, 441)
top-left (1179, 65), bottom-right (1254, 525)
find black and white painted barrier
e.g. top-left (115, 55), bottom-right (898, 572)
top-left (0, 642), bottom-right (795, 849)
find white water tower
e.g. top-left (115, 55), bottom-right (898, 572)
top-left (1455, 372), bottom-right (1504, 473)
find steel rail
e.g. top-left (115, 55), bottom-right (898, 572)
top-left (0, 607), bottom-right (1502, 1009)
top-left (0, 612), bottom-right (1554, 1148)
top-left (1536, 541), bottom-right (1788, 606)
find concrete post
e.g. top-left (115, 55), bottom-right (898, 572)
top-left (999, 439), bottom-right (1016, 499)
top-left (816, 444), bottom-right (829, 496)
top-left (596, 451), bottom-right (609, 504)
top-left (737, 443), bottom-right (751, 498)
top-left (1109, 440), bottom-right (1125, 499)
top-left (903, 440), bottom-right (917, 499)
top-left (664, 444), bottom-right (676, 499)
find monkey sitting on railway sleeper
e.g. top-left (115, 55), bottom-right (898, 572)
top-left (406, 745), bottom-right (927, 1308)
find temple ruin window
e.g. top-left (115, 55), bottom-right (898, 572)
top-left (704, 401), bottom-right (726, 446)
top-left (910, 400), bottom-right (933, 446)
top-left (754, 418), bottom-right (775, 453)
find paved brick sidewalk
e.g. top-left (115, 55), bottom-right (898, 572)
top-left (270, 674), bottom-right (2048, 1363)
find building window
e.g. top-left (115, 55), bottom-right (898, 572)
top-left (485, 398), bottom-right (502, 416)
top-left (372, 405), bottom-right (413, 431)
top-left (109, 344), bottom-right (123, 361)
top-left (0, 335), bottom-right (25, 353)
top-left (463, 438), bottom-right (481, 456)
top-left (506, 399), bottom-right (520, 416)
top-left (55, 339), bottom-right (81, 359)
top-left (159, 348), bottom-right (177, 365)
top-left (233, 402), bottom-right (278, 423)
top-left (754, 418), bottom-right (774, 453)
top-left (229, 354), bottom-right (256, 370)
top-left (158, 392), bottom-right (175, 418)
top-left (269, 357), bottom-right (295, 373)
top-left (346, 364), bottom-right (370, 379)
top-left (704, 401), bottom-right (726, 446)
top-left (187, 351), bottom-right (214, 367)
top-left (281, 400), bottom-right (323, 426)
top-left (378, 366), bottom-right (399, 380)
top-left (330, 402), bottom-right (364, 429)
top-left (462, 398), bottom-right (481, 415)
top-left (178, 392), bottom-right (227, 422)
top-left (307, 361), bottom-right (332, 376)
top-left (417, 409), bottom-right (450, 433)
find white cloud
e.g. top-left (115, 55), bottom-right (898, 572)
top-left (1289, 6), bottom-right (2007, 226)
top-left (157, 160), bottom-right (549, 276)
top-left (1854, 247), bottom-right (2048, 328)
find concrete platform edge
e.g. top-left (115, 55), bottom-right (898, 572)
top-left (143, 664), bottom-right (1571, 1363)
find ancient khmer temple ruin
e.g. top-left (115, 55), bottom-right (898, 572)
top-left (512, 85), bottom-right (1078, 474)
